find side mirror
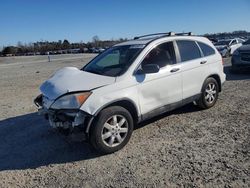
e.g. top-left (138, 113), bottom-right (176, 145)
top-left (140, 64), bottom-right (160, 74)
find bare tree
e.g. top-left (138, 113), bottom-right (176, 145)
top-left (62, 39), bottom-right (70, 49)
top-left (92, 35), bottom-right (100, 47)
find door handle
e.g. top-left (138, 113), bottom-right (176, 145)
top-left (170, 68), bottom-right (180, 73)
top-left (200, 60), bottom-right (207, 64)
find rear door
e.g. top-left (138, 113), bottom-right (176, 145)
top-left (176, 40), bottom-right (209, 100)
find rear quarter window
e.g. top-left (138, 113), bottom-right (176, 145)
top-left (176, 40), bottom-right (201, 62)
top-left (197, 42), bottom-right (215, 57)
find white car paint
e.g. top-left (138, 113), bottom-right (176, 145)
top-left (134, 64), bottom-right (182, 115)
top-left (38, 34), bottom-right (226, 128)
top-left (40, 67), bottom-right (115, 100)
top-left (181, 56), bottom-right (209, 99)
top-left (81, 36), bottom-right (226, 117)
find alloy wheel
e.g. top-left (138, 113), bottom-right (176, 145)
top-left (101, 115), bottom-right (128, 147)
top-left (205, 83), bottom-right (217, 104)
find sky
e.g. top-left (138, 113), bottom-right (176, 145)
top-left (1, 0), bottom-right (250, 48)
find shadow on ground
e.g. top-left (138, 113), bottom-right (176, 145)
top-left (0, 113), bottom-right (100, 171)
top-left (0, 105), bottom-right (201, 171)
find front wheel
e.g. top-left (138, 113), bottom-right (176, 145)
top-left (90, 106), bottom-right (134, 154)
top-left (197, 77), bottom-right (219, 109)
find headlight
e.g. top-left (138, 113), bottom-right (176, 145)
top-left (233, 50), bottom-right (240, 56)
top-left (51, 92), bottom-right (91, 109)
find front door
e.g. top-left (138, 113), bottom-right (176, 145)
top-left (135, 41), bottom-right (182, 117)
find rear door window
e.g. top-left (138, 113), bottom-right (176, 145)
top-left (176, 40), bottom-right (201, 62)
top-left (197, 42), bottom-right (215, 57)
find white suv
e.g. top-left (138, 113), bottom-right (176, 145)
top-left (35, 32), bottom-right (226, 154)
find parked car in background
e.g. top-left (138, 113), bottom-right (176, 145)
top-left (231, 39), bottom-right (250, 71)
top-left (207, 37), bottom-right (218, 44)
top-left (214, 38), bottom-right (244, 57)
top-left (34, 32), bottom-right (226, 154)
top-left (96, 47), bottom-right (105, 53)
top-left (88, 47), bottom-right (106, 53)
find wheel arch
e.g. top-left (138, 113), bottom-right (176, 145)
top-left (204, 74), bottom-right (222, 92)
top-left (85, 98), bottom-right (140, 133)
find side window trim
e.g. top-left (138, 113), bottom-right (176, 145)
top-left (195, 41), bottom-right (205, 57)
top-left (133, 41), bottom-right (177, 74)
top-left (173, 40), bottom-right (181, 64)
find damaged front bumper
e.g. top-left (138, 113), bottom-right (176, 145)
top-left (34, 94), bottom-right (93, 139)
top-left (38, 108), bottom-right (87, 128)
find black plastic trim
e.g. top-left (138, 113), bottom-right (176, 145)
top-left (34, 94), bottom-right (42, 107)
top-left (141, 94), bottom-right (200, 122)
top-left (93, 97), bottom-right (140, 118)
top-left (85, 98), bottom-right (140, 134)
top-left (134, 32), bottom-right (194, 40)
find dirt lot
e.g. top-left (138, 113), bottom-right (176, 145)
top-left (0, 55), bottom-right (249, 187)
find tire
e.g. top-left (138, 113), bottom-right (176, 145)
top-left (90, 106), bottom-right (134, 154)
top-left (197, 77), bottom-right (219, 109)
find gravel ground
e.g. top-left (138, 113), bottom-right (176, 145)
top-left (0, 55), bottom-right (249, 187)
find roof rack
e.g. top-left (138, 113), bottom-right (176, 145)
top-left (175, 32), bottom-right (194, 36)
top-left (133, 32), bottom-right (193, 40)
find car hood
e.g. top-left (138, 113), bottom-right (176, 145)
top-left (215, 45), bottom-right (227, 50)
top-left (238, 44), bottom-right (250, 52)
top-left (40, 67), bottom-right (116, 100)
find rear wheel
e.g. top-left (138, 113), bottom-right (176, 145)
top-left (197, 77), bottom-right (219, 109)
top-left (90, 106), bottom-right (134, 154)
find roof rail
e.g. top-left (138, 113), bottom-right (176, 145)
top-left (133, 32), bottom-right (193, 40)
top-left (134, 32), bottom-right (175, 40)
top-left (175, 32), bottom-right (194, 36)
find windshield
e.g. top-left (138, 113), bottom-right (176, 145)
top-left (215, 40), bottom-right (231, 46)
top-left (83, 45), bottom-right (145, 77)
top-left (243, 39), bottom-right (250, 45)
